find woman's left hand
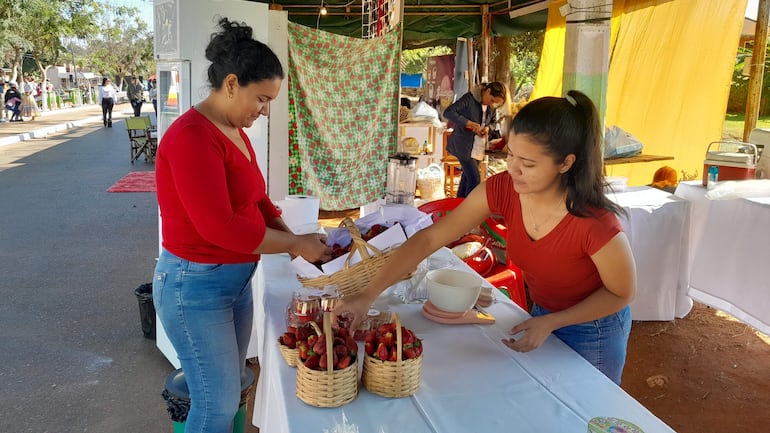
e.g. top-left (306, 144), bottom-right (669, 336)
top-left (501, 315), bottom-right (557, 353)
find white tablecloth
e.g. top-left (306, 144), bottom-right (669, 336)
top-left (607, 186), bottom-right (693, 320)
top-left (251, 250), bottom-right (676, 433)
top-left (675, 181), bottom-right (770, 335)
top-left (157, 186), bottom-right (693, 367)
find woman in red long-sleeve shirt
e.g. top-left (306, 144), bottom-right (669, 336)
top-left (153, 18), bottom-right (331, 433)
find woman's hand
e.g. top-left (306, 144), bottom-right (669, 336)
top-left (332, 292), bottom-right (377, 332)
top-left (501, 315), bottom-right (558, 353)
top-left (292, 233), bottom-right (332, 263)
top-left (465, 120), bottom-right (482, 134)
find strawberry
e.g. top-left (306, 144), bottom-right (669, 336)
top-left (312, 335), bottom-right (326, 355)
top-left (296, 324), bottom-right (313, 342)
top-left (345, 336), bottom-right (358, 355)
top-left (334, 344), bottom-right (348, 359)
top-left (364, 329), bottom-right (377, 344)
top-left (388, 346), bottom-right (398, 362)
top-left (280, 332), bottom-right (297, 348)
top-left (376, 342), bottom-right (388, 361)
top-left (306, 334), bottom-right (318, 347)
top-left (296, 341), bottom-right (309, 360)
top-left (401, 327), bottom-right (415, 345)
top-left (364, 341), bottom-right (375, 356)
top-left (379, 331), bottom-right (395, 348)
top-left (377, 323), bottom-right (395, 335)
top-left (413, 340), bottom-right (423, 357)
top-left (337, 326), bottom-right (350, 339)
top-left (402, 347), bottom-right (416, 359)
top-left (337, 355), bottom-right (352, 369)
top-left (319, 352), bottom-right (338, 370)
top-left (304, 354), bottom-right (319, 369)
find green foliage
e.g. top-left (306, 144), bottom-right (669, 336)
top-left (0, 0), bottom-right (152, 87)
top-left (401, 46), bottom-right (453, 75)
top-left (509, 30), bottom-right (544, 99)
top-left (727, 45), bottom-right (770, 116)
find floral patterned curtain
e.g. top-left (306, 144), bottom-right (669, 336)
top-left (287, 23), bottom-right (401, 211)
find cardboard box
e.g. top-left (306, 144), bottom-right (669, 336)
top-left (292, 223), bottom-right (407, 279)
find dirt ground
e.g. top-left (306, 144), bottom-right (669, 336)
top-left (621, 302), bottom-right (770, 433)
top-left (244, 210), bottom-right (770, 433)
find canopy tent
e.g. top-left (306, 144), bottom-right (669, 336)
top-left (253, 0), bottom-right (549, 49)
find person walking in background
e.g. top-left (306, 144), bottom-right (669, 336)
top-left (149, 78), bottom-right (157, 120)
top-left (4, 82), bottom-right (23, 122)
top-left (443, 82), bottom-right (507, 197)
top-left (0, 79), bottom-right (7, 122)
top-left (153, 18), bottom-right (331, 433)
top-left (335, 90), bottom-right (636, 385)
top-left (20, 76), bottom-right (41, 121)
top-left (127, 76), bottom-right (144, 117)
top-left (98, 77), bottom-right (117, 127)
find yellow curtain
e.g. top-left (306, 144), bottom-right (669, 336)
top-left (532, 0), bottom-right (747, 186)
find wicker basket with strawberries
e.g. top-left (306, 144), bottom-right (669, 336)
top-left (295, 312), bottom-right (359, 407)
top-left (298, 218), bottom-right (403, 298)
top-left (361, 313), bottom-right (423, 398)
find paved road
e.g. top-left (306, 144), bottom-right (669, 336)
top-left (0, 103), bottom-right (178, 432)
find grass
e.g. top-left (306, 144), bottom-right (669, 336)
top-left (723, 113), bottom-right (770, 140)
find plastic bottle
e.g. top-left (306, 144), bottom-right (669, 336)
top-left (707, 165), bottom-right (719, 189)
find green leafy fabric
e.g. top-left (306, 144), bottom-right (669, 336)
top-left (287, 23), bottom-right (401, 211)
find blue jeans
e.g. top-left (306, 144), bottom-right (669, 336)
top-left (531, 304), bottom-right (632, 385)
top-left (456, 152), bottom-right (480, 198)
top-left (153, 249), bottom-right (256, 433)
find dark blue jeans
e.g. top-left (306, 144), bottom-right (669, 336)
top-left (456, 152), bottom-right (480, 198)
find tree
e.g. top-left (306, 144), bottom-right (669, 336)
top-left (86, 4), bottom-right (154, 89)
top-left (17, 0), bottom-right (101, 83)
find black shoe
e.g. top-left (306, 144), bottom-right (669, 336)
top-left (108, 120), bottom-right (112, 127)
top-left (103, 120), bottom-right (107, 127)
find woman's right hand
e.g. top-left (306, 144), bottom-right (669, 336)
top-left (465, 120), bottom-right (482, 134)
top-left (332, 291), bottom-right (376, 332)
top-left (292, 233), bottom-right (332, 263)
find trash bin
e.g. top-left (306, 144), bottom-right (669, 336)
top-left (162, 368), bottom-right (256, 433)
top-left (134, 283), bottom-right (156, 339)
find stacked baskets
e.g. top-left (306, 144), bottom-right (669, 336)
top-left (295, 313), bottom-right (358, 408)
top-left (361, 313), bottom-right (423, 397)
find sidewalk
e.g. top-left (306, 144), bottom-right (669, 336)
top-left (0, 102), bottom-right (136, 147)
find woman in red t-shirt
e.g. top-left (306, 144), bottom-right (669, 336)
top-left (335, 90), bottom-right (636, 384)
top-left (153, 18), bottom-right (331, 433)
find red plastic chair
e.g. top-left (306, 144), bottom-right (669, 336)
top-left (418, 198), bottom-right (527, 309)
top-left (417, 197), bottom-right (464, 223)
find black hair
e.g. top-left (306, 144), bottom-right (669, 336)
top-left (511, 89), bottom-right (625, 217)
top-left (484, 81), bottom-right (507, 99)
top-left (205, 17), bottom-right (284, 90)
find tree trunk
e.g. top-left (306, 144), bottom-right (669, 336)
top-left (492, 36), bottom-right (514, 95)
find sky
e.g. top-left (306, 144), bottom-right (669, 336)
top-left (105, 0), bottom-right (154, 30)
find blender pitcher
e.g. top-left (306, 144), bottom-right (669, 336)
top-left (386, 152), bottom-right (418, 205)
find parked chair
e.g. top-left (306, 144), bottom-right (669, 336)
top-left (441, 129), bottom-right (462, 198)
top-left (417, 197), bottom-right (464, 222)
top-left (417, 197), bottom-right (527, 308)
top-left (126, 117), bottom-right (153, 163)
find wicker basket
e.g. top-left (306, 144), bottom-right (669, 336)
top-left (362, 313), bottom-right (422, 398)
top-left (298, 218), bottom-right (404, 298)
top-left (277, 338), bottom-right (298, 367)
top-left (296, 313), bottom-right (358, 407)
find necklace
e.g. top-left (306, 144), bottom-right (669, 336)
top-left (526, 194), bottom-right (566, 234)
